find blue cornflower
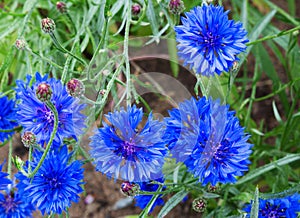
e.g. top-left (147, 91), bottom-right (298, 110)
top-left (89, 105), bottom-right (168, 182)
top-left (16, 146), bottom-right (84, 215)
top-left (0, 188), bottom-right (35, 218)
top-left (0, 96), bottom-right (18, 143)
top-left (135, 179), bottom-right (164, 214)
top-left (164, 97), bottom-right (252, 185)
top-left (175, 5), bottom-right (248, 76)
top-left (0, 163), bottom-right (11, 191)
top-left (15, 72), bottom-right (86, 147)
top-left (243, 193), bottom-right (300, 218)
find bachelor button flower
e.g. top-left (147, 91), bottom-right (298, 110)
top-left (134, 179), bottom-right (164, 214)
top-left (16, 145), bottom-right (84, 215)
top-left (243, 193), bottom-right (300, 218)
top-left (175, 5), bottom-right (248, 76)
top-left (15, 72), bottom-right (86, 147)
top-left (0, 96), bottom-right (18, 143)
top-left (164, 97), bottom-right (252, 186)
top-left (89, 105), bottom-right (168, 182)
top-left (0, 188), bottom-right (35, 217)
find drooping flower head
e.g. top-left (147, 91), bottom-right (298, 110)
top-left (175, 5), bottom-right (248, 76)
top-left (243, 193), bottom-right (300, 218)
top-left (164, 97), bottom-right (252, 185)
top-left (0, 188), bottom-right (35, 217)
top-left (16, 145), bottom-right (84, 215)
top-left (134, 178), bottom-right (165, 214)
top-left (89, 105), bottom-right (168, 182)
top-left (15, 72), bottom-right (86, 147)
top-left (0, 96), bottom-right (18, 143)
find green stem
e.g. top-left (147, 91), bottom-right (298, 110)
top-left (0, 126), bottom-right (22, 133)
top-left (7, 140), bottom-right (13, 179)
top-left (246, 25), bottom-right (300, 46)
top-left (28, 143), bottom-right (33, 173)
top-left (124, 3), bottom-right (132, 106)
top-left (87, 17), bottom-right (109, 81)
top-left (49, 33), bottom-right (88, 67)
top-left (66, 12), bottom-right (77, 34)
top-left (18, 0), bottom-right (38, 37)
top-left (28, 101), bottom-right (58, 178)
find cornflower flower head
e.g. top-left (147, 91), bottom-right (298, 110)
top-left (134, 178), bottom-right (164, 214)
top-left (15, 72), bottom-right (86, 147)
top-left (0, 96), bottom-right (18, 143)
top-left (243, 193), bottom-right (300, 218)
top-left (164, 97), bottom-right (252, 185)
top-left (0, 188), bottom-right (35, 218)
top-left (16, 145), bottom-right (84, 215)
top-left (89, 105), bottom-right (168, 182)
top-left (175, 5), bottom-right (248, 76)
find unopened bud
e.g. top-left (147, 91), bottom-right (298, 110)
top-left (41, 18), bottom-right (56, 34)
top-left (99, 89), bottom-right (106, 96)
top-left (121, 181), bottom-right (139, 197)
top-left (169, 0), bottom-right (185, 15)
top-left (56, 2), bottom-right (67, 13)
top-left (66, 78), bottom-right (85, 97)
top-left (207, 184), bottom-right (220, 193)
top-left (15, 39), bottom-right (27, 50)
top-left (131, 4), bottom-right (141, 16)
top-left (13, 156), bottom-right (24, 171)
top-left (21, 132), bottom-right (36, 148)
top-left (36, 83), bottom-right (52, 102)
top-left (192, 197), bottom-right (207, 213)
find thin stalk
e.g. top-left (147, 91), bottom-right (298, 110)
top-left (246, 25), bottom-right (300, 46)
top-left (28, 143), bottom-right (33, 173)
top-left (87, 17), bottom-right (109, 81)
top-left (124, 3), bottom-right (132, 106)
top-left (7, 140), bottom-right (13, 179)
top-left (18, 0), bottom-right (38, 37)
top-left (49, 33), bottom-right (88, 67)
top-left (0, 126), bottom-right (22, 133)
top-left (28, 101), bottom-right (58, 178)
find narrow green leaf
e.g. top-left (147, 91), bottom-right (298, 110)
top-left (272, 100), bottom-right (282, 123)
top-left (250, 187), bottom-right (259, 218)
top-left (146, 0), bottom-right (159, 40)
top-left (236, 154), bottom-right (300, 185)
top-left (157, 190), bottom-right (188, 218)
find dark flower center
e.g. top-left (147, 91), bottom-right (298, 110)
top-left (45, 110), bottom-right (54, 124)
top-left (41, 173), bottom-right (62, 190)
top-left (203, 32), bottom-right (219, 47)
top-left (2, 194), bottom-right (18, 213)
top-left (260, 202), bottom-right (286, 218)
top-left (122, 141), bottom-right (136, 157)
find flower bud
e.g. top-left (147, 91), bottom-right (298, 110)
top-left (99, 89), bottom-right (106, 96)
top-left (13, 156), bottom-right (24, 171)
top-left (169, 0), bottom-right (185, 15)
top-left (66, 78), bottom-right (85, 97)
top-left (56, 2), bottom-right (66, 13)
top-left (207, 184), bottom-right (220, 193)
top-left (21, 132), bottom-right (36, 148)
top-left (121, 181), bottom-right (139, 197)
top-left (192, 197), bottom-right (207, 213)
top-left (15, 39), bottom-right (27, 50)
top-left (131, 3), bottom-right (141, 16)
top-left (36, 83), bottom-right (52, 102)
top-left (41, 18), bottom-right (56, 34)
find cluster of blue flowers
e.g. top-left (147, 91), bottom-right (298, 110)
top-left (0, 72), bottom-right (86, 216)
top-left (0, 2), bottom-right (299, 217)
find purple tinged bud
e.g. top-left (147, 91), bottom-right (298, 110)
top-left (56, 1), bottom-right (67, 13)
top-left (41, 18), bottom-right (56, 34)
top-left (15, 39), bottom-right (27, 50)
top-left (192, 197), bottom-right (207, 213)
top-left (36, 83), bottom-right (52, 102)
top-left (121, 181), bottom-right (139, 197)
top-left (21, 132), bottom-right (36, 148)
top-left (168, 0), bottom-right (185, 14)
top-left (66, 78), bottom-right (85, 97)
top-left (131, 3), bottom-right (141, 16)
